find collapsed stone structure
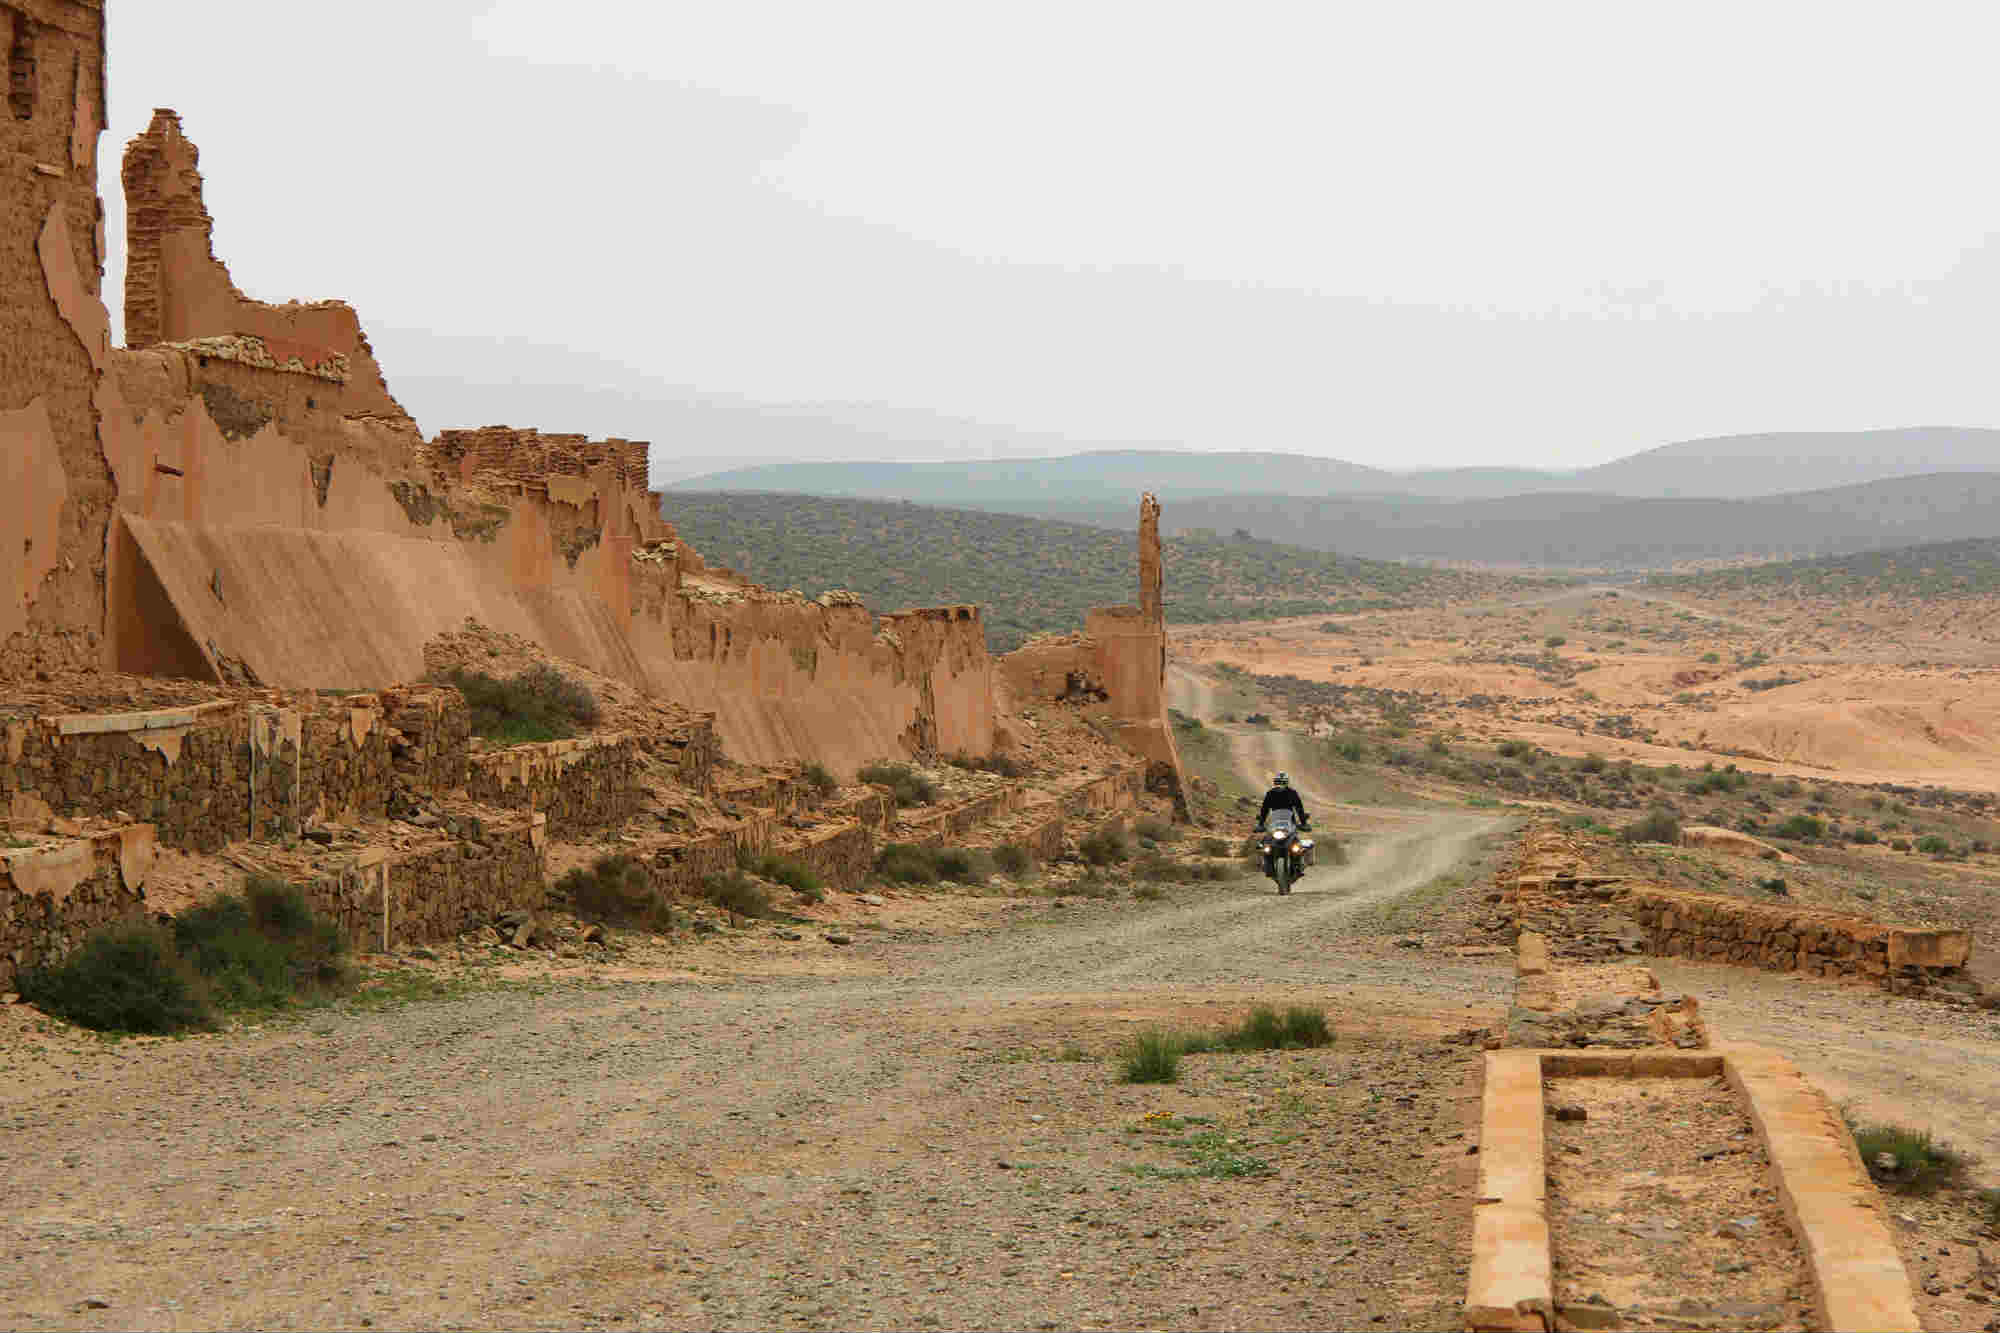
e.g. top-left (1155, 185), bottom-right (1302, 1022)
top-left (0, 4), bottom-right (1185, 982)
top-left (1500, 822), bottom-right (1975, 1002)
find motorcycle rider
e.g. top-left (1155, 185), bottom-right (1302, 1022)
top-left (1256, 772), bottom-right (1309, 841)
top-left (1255, 773), bottom-right (1311, 881)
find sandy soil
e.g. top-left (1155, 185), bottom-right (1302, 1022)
top-left (1, 811), bottom-right (1516, 1333)
top-left (1172, 584), bottom-right (2000, 794)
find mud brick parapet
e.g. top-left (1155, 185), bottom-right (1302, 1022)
top-left (1624, 886), bottom-right (1971, 995)
top-left (0, 825), bottom-right (155, 986)
top-left (464, 735), bottom-right (641, 839)
top-left (309, 813), bottom-right (544, 952)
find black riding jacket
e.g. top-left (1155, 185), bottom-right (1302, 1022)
top-left (1257, 785), bottom-right (1307, 828)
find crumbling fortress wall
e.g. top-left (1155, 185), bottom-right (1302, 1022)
top-left (0, 6), bottom-right (1163, 983)
top-left (2, 1), bottom-right (110, 676)
top-left (998, 493), bottom-right (1188, 813)
top-left (7, 91), bottom-right (995, 776)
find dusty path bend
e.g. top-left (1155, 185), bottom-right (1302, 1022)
top-left (1, 810), bottom-right (1511, 1333)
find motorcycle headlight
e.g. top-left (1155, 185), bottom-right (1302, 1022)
top-left (1290, 842), bottom-right (1303, 853)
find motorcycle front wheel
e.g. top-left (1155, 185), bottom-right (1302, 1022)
top-left (1275, 858), bottom-right (1293, 895)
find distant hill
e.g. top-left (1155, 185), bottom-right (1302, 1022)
top-left (1134, 472), bottom-right (2000, 568)
top-left (670, 428), bottom-right (2000, 505)
top-left (1570, 426), bottom-right (2000, 498)
top-left (666, 450), bottom-right (1396, 506)
top-left (657, 492), bottom-right (1537, 651)
top-left (1649, 537), bottom-right (2000, 601)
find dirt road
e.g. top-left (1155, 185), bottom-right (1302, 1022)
top-left (2, 812), bottom-right (1511, 1333)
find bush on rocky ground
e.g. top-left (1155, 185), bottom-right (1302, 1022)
top-left (701, 871), bottom-right (773, 918)
top-left (20, 876), bottom-right (347, 1033)
top-left (1620, 809), bottom-right (1682, 844)
top-left (801, 762), bottom-right (838, 798)
top-left (992, 843), bottom-right (1033, 876)
top-left (437, 664), bottom-right (600, 744)
top-left (1852, 1121), bottom-right (1969, 1196)
top-left (557, 854), bottom-right (670, 929)
top-left (1079, 828), bottom-right (1129, 866)
top-left (857, 762), bottom-right (937, 808)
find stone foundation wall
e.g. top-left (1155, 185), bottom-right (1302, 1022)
top-left (1059, 764), bottom-right (1146, 818)
top-left (3, 703), bottom-right (269, 851)
top-left (1624, 886), bottom-right (1971, 996)
top-left (464, 735), bottom-right (641, 839)
top-left (645, 714), bottom-right (717, 795)
top-left (779, 822), bottom-right (876, 890)
top-left (896, 785), bottom-right (1027, 847)
top-left (309, 813), bottom-right (544, 951)
top-left (0, 826), bottom-right (153, 986)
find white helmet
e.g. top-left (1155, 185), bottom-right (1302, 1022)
top-left (1273, 772), bottom-right (1290, 787)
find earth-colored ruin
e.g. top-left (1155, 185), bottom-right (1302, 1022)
top-left (4, 7), bottom-right (1996, 1332)
top-left (2, 8), bottom-right (1186, 979)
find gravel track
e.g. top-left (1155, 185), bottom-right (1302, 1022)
top-left (1, 808), bottom-right (1511, 1332)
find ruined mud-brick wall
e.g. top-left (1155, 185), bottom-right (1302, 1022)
top-left (430, 426), bottom-right (650, 494)
top-left (0, 824), bottom-right (149, 985)
top-left (894, 783), bottom-right (1029, 847)
top-left (309, 813), bottom-right (544, 952)
top-left (1623, 886), bottom-right (1972, 996)
top-left (2, 1), bottom-right (110, 665)
top-left (463, 735), bottom-right (641, 839)
top-left (1059, 763), bottom-right (1147, 818)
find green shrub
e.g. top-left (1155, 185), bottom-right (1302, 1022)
top-left (1852, 1122), bottom-right (1968, 1195)
top-left (857, 762), bottom-right (937, 808)
top-left (1132, 883), bottom-right (1167, 901)
top-left (1576, 753), bottom-right (1606, 774)
top-left (1890, 838), bottom-right (1912, 852)
top-left (875, 842), bottom-right (940, 884)
top-left (1544, 635), bottom-right (1566, 649)
top-left (174, 876), bottom-right (345, 1008)
top-left (992, 843), bottom-right (1033, 876)
top-left (1758, 877), bottom-right (1788, 895)
top-left (438, 664), bottom-right (600, 744)
top-left (557, 854), bottom-right (668, 927)
top-left (1134, 816), bottom-right (1180, 844)
top-left (701, 871), bottom-right (773, 918)
top-left (1224, 1004), bottom-right (1334, 1051)
top-left (1427, 735), bottom-right (1450, 755)
top-left (742, 854), bottom-right (824, 901)
top-left (933, 847), bottom-right (982, 884)
top-left (18, 920), bottom-right (212, 1034)
top-left (1122, 1029), bottom-right (1183, 1083)
top-left (1916, 834), bottom-right (1952, 856)
top-left (1620, 810), bottom-right (1682, 844)
top-left (1079, 828), bottom-right (1130, 866)
top-left (1198, 836), bottom-right (1231, 857)
top-left (1775, 814), bottom-right (1826, 841)
top-left (1332, 736), bottom-right (1366, 763)
top-left (801, 762), bottom-right (838, 798)
top-left (947, 752), bottom-right (1028, 778)
top-left (1849, 827), bottom-right (1880, 845)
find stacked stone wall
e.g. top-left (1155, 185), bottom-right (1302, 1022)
top-left (380, 687), bottom-right (470, 795)
top-left (308, 814), bottom-right (543, 952)
top-left (1625, 886), bottom-right (1971, 996)
top-left (894, 784), bottom-right (1027, 847)
top-left (464, 735), bottom-right (641, 838)
top-left (3, 703), bottom-right (262, 850)
top-left (0, 825), bottom-right (147, 986)
top-left (778, 822), bottom-right (876, 890)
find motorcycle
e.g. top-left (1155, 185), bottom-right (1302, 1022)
top-left (1255, 809), bottom-right (1313, 895)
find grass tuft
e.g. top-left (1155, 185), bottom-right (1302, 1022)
top-left (1851, 1121), bottom-right (1970, 1196)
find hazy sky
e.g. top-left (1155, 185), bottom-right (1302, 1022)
top-left (104, 1), bottom-right (2000, 470)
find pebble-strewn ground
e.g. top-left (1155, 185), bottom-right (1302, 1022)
top-left (2, 813), bottom-right (1513, 1332)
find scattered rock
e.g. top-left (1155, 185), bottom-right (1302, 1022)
top-left (1393, 936), bottom-right (1423, 949)
top-left (511, 920), bottom-right (538, 950)
top-left (302, 828), bottom-right (334, 846)
top-left (578, 923), bottom-right (605, 944)
top-left (1551, 1103), bottom-right (1587, 1123)
top-left (776, 930), bottom-right (803, 942)
top-left (77, 1297), bottom-right (109, 1310)
top-left (1716, 1216), bottom-right (1761, 1240)
top-left (823, 933), bottom-right (853, 946)
top-left (857, 894), bottom-right (885, 907)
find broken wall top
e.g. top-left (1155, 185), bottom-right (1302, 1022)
top-left (119, 108), bottom-right (411, 423)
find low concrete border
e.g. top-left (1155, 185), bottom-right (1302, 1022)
top-left (1465, 1045), bottom-right (1920, 1333)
